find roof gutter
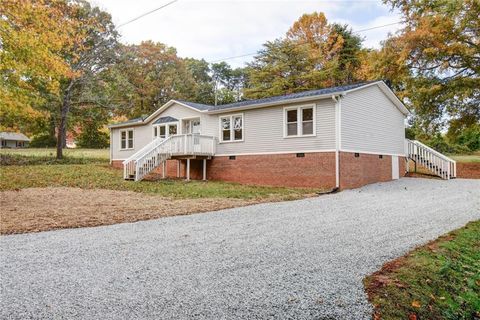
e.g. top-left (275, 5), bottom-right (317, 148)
top-left (206, 92), bottom-right (345, 114)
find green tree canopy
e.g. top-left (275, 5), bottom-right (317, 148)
top-left (245, 12), bottom-right (363, 99)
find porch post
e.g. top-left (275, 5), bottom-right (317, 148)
top-left (202, 159), bottom-right (207, 181)
top-left (177, 160), bottom-right (180, 178)
top-left (186, 158), bottom-right (190, 181)
top-left (162, 161), bottom-right (166, 179)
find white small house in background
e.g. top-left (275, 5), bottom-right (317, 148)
top-left (0, 132), bottom-right (30, 149)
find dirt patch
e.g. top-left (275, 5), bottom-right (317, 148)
top-left (0, 187), bottom-right (285, 235)
top-left (456, 162), bottom-right (480, 179)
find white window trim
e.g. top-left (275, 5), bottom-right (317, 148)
top-left (152, 122), bottom-right (178, 139)
top-left (218, 113), bottom-right (244, 143)
top-left (120, 128), bottom-right (134, 150)
top-left (283, 104), bottom-right (316, 138)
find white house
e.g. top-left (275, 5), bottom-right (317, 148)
top-left (0, 132), bottom-right (30, 149)
top-left (109, 81), bottom-right (456, 189)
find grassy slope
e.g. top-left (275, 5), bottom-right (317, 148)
top-left (364, 220), bottom-right (480, 320)
top-left (0, 163), bottom-right (315, 200)
top-left (0, 148), bottom-right (318, 199)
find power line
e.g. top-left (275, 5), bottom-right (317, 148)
top-left (354, 21), bottom-right (402, 33)
top-left (208, 21), bottom-right (402, 63)
top-left (117, 0), bottom-right (179, 28)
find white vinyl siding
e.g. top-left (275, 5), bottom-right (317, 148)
top-left (215, 99), bottom-right (335, 155)
top-left (340, 85), bottom-right (406, 155)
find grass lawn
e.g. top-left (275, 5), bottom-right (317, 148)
top-left (450, 152), bottom-right (480, 163)
top-left (0, 148), bottom-right (319, 234)
top-left (0, 148), bottom-right (109, 165)
top-left (0, 163), bottom-right (315, 199)
top-left (0, 147), bottom-right (109, 159)
top-left (364, 220), bottom-right (480, 320)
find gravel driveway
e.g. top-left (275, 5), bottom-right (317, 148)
top-left (1, 178), bottom-right (479, 320)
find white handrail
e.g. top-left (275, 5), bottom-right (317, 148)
top-left (405, 139), bottom-right (456, 180)
top-left (122, 137), bottom-right (169, 165)
top-left (411, 140), bottom-right (456, 163)
top-left (123, 134), bottom-right (216, 181)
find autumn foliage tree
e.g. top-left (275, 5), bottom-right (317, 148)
top-left (371, 0), bottom-right (480, 140)
top-left (245, 12), bottom-right (363, 98)
top-left (0, 0), bottom-right (76, 133)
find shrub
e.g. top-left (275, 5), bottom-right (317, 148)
top-left (456, 125), bottom-right (480, 151)
top-left (76, 126), bottom-right (109, 149)
top-left (424, 134), bottom-right (471, 154)
top-left (29, 134), bottom-right (57, 148)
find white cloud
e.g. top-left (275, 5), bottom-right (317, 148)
top-left (89, 0), bottom-right (402, 67)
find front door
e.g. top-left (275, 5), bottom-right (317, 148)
top-left (392, 156), bottom-right (399, 180)
top-left (185, 119), bottom-right (201, 134)
top-left (185, 119), bottom-right (201, 152)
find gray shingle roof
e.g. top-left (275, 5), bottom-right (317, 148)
top-left (208, 81), bottom-right (376, 111)
top-left (109, 117), bottom-right (144, 127)
top-left (176, 100), bottom-right (212, 111)
top-left (0, 132), bottom-right (30, 141)
top-left (110, 82), bottom-right (383, 127)
top-left (153, 116), bottom-right (178, 124)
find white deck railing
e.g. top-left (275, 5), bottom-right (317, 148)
top-left (123, 134), bottom-right (216, 181)
top-left (405, 139), bottom-right (456, 179)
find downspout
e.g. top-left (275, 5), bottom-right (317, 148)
top-left (332, 95), bottom-right (342, 189)
top-left (109, 128), bottom-right (113, 165)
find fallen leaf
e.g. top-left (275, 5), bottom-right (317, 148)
top-left (409, 314), bottom-right (417, 320)
top-left (411, 300), bottom-right (421, 308)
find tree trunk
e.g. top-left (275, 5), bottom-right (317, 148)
top-left (56, 81), bottom-right (74, 159)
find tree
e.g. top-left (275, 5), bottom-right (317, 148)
top-left (0, 0), bottom-right (76, 135)
top-left (53, 0), bottom-right (119, 159)
top-left (116, 41), bottom-right (196, 117)
top-left (379, 0), bottom-right (480, 137)
top-left (245, 12), bottom-right (363, 99)
top-left (185, 58), bottom-right (215, 104)
top-left (211, 62), bottom-right (247, 104)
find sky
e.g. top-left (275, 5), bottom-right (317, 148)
top-left (89, 0), bottom-right (403, 68)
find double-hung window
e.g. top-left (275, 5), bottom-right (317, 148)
top-left (120, 129), bottom-right (134, 150)
top-left (284, 105), bottom-right (315, 137)
top-left (220, 114), bottom-right (243, 142)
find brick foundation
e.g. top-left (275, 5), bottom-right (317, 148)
top-left (112, 151), bottom-right (406, 190)
top-left (339, 152), bottom-right (405, 190)
top-left (111, 160), bottom-right (123, 169)
top-left (206, 152), bottom-right (336, 189)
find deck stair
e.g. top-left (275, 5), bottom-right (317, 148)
top-left (123, 134), bottom-right (216, 181)
top-left (405, 139), bottom-right (456, 180)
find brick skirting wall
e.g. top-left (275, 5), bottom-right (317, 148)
top-left (206, 152), bottom-right (336, 189)
top-left (456, 162), bottom-right (480, 179)
top-left (111, 151), bottom-right (407, 189)
top-left (339, 152), bottom-right (405, 189)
